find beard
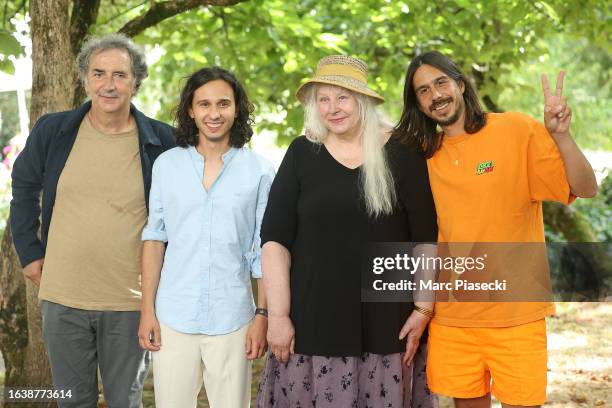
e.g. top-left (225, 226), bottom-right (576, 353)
top-left (429, 97), bottom-right (465, 127)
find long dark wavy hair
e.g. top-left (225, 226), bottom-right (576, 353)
top-left (392, 51), bottom-right (486, 158)
top-left (174, 66), bottom-right (254, 148)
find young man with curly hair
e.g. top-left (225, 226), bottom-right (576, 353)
top-left (138, 67), bottom-right (274, 408)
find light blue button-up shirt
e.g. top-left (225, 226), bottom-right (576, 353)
top-left (142, 145), bottom-right (275, 335)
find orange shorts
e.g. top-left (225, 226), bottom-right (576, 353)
top-left (427, 319), bottom-right (547, 406)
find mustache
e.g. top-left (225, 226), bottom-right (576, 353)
top-left (429, 97), bottom-right (453, 112)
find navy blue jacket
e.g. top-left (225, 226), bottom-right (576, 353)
top-left (10, 101), bottom-right (175, 267)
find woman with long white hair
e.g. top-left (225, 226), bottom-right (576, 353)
top-left (256, 55), bottom-right (438, 407)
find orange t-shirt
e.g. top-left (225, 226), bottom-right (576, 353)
top-left (427, 112), bottom-right (573, 327)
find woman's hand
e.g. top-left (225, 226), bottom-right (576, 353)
top-left (267, 315), bottom-right (295, 364)
top-left (399, 310), bottom-right (430, 365)
top-left (245, 315), bottom-right (268, 360)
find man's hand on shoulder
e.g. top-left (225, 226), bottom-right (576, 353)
top-left (23, 258), bottom-right (44, 286)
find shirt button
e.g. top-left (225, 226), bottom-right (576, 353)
top-left (454, 160), bottom-right (459, 165)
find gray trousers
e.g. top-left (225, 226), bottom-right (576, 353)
top-left (41, 301), bottom-right (149, 408)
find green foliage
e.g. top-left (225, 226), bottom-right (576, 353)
top-left (0, 0), bottom-right (28, 74)
top-left (574, 174), bottom-right (612, 241)
top-left (0, 28), bottom-right (21, 55)
top-left (0, 0), bottom-right (609, 144)
top-left (96, 0), bottom-right (607, 145)
top-left (0, 91), bottom-right (20, 146)
top-left (0, 28), bottom-right (23, 74)
top-left (497, 35), bottom-right (611, 150)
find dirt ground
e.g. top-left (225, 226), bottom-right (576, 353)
top-left (542, 303), bottom-right (610, 408)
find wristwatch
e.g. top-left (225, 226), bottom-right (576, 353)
top-left (255, 308), bottom-right (268, 318)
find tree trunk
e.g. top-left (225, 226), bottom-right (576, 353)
top-left (29, 0), bottom-right (74, 120)
top-left (70, 0), bottom-right (102, 107)
top-left (543, 201), bottom-right (597, 242)
top-left (0, 226), bottom-right (30, 401)
top-left (0, 1), bottom-right (72, 406)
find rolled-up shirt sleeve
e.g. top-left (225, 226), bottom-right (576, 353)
top-left (142, 159), bottom-right (168, 242)
top-left (249, 162), bottom-right (276, 278)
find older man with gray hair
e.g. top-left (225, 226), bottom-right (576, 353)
top-left (10, 33), bottom-right (175, 407)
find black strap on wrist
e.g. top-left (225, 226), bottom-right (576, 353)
top-left (255, 308), bottom-right (268, 318)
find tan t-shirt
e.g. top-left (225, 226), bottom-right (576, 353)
top-left (39, 116), bottom-right (146, 311)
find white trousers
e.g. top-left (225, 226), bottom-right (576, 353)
top-left (153, 321), bottom-right (251, 408)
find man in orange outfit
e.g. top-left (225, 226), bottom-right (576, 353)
top-left (393, 51), bottom-right (597, 407)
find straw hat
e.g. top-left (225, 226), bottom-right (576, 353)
top-left (296, 55), bottom-right (385, 105)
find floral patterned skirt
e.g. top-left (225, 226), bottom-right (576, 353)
top-left (255, 343), bottom-right (437, 408)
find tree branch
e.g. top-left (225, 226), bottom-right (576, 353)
top-left (70, 0), bottom-right (101, 107)
top-left (214, 7), bottom-right (243, 77)
top-left (118, 0), bottom-right (249, 38)
top-left (97, 1), bottom-right (147, 27)
top-left (70, 0), bottom-right (101, 57)
top-left (543, 201), bottom-right (598, 242)
top-left (469, 16), bottom-right (504, 113)
top-left (16, 0), bottom-right (26, 16)
top-left (2, 0), bottom-right (28, 29)
top-left (3, 0), bottom-right (9, 29)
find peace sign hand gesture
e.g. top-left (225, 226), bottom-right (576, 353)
top-left (541, 71), bottom-right (572, 137)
